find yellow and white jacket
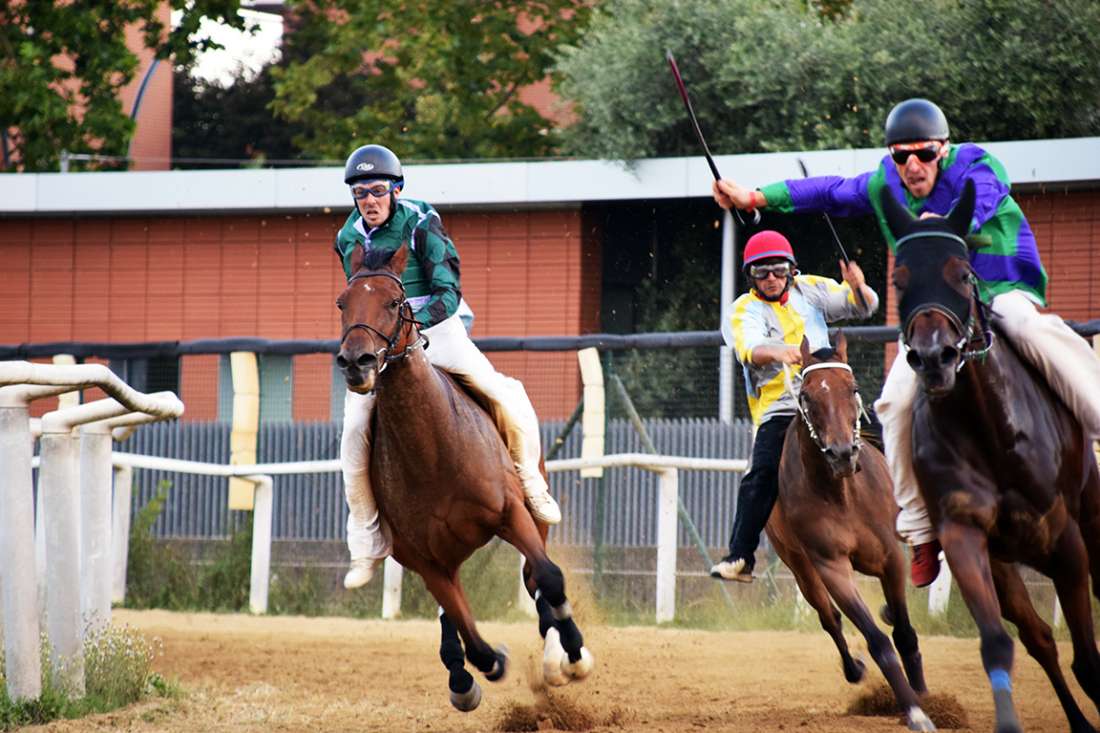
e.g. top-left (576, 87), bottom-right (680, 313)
top-left (727, 275), bottom-right (878, 426)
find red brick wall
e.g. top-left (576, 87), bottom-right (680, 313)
top-left (0, 207), bottom-right (599, 421)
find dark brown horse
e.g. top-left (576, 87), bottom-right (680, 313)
top-left (880, 180), bottom-right (1100, 733)
top-left (335, 244), bottom-right (593, 711)
top-left (767, 334), bottom-right (933, 731)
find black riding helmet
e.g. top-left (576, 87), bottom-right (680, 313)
top-left (884, 99), bottom-right (950, 146)
top-left (344, 144), bottom-right (404, 185)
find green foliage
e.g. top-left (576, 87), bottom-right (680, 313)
top-left (173, 64), bottom-right (306, 167)
top-left (555, 0), bottom-right (1100, 161)
top-left (197, 513), bottom-right (254, 612)
top-left (270, 0), bottom-right (592, 160)
top-left (125, 483), bottom-right (199, 610)
top-left (0, 1), bottom-right (247, 171)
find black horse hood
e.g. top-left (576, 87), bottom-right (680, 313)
top-left (880, 180), bottom-right (977, 337)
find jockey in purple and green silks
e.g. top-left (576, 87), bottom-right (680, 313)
top-left (712, 98), bottom-right (1100, 591)
top-left (755, 143), bottom-right (1048, 305)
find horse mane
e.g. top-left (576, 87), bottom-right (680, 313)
top-left (361, 246), bottom-right (399, 272)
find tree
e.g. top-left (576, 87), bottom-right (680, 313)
top-left (173, 63), bottom-right (307, 167)
top-left (269, 0), bottom-right (592, 161)
top-left (554, 0), bottom-right (1100, 161)
top-left (1, 1), bottom-right (248, 172)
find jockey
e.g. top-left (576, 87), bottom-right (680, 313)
top-left (334, 143), bottom-right (561, 590)
top-left (712, 98), bottom-right (1100, 587)
top-left (710, 231), bottom-right (878, 582)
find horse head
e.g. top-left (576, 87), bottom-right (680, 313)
top-left (335, 243), bottom-right (418, 393)
top-left (879, 179), bottom-right (980, 396)
top-left (796, 332), bottom-right (863, 479)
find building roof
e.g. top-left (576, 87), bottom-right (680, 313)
top-left (3, 137), bottom-right (1098, 216)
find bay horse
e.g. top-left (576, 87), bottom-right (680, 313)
top-left (767, 334), bottom-right (934, 732)
top-left (880, 180), bottom-right (1100, 733)
top-left (335, 243), bottom-right (594, 711)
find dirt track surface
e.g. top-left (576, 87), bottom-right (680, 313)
top-left (28, 609), bottom-right (1085, 732)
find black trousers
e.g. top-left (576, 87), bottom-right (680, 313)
top-left (727, 414), bottom-right (794, 562)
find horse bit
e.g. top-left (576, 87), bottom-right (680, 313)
top-left (340, 270), bottom-right (427, 373)
top-left (783, 362), bottom-right (867, 455)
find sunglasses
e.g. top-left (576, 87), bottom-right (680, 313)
top-left (889, 143), bottom-right (942, 166)
top-left (749, 262), bottom-right (792, 280)
top-left (350, 180), bottom-right (399, 199)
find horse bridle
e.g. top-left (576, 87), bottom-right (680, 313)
top-left (896, 231), bottom-right (995, 370)
top-left (783, 362), bottom-right (866, 455)
top-left (340, 270), bottom-right (427, 370)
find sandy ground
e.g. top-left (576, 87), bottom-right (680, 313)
top-left (26, 608), bottom-right (1089, 733)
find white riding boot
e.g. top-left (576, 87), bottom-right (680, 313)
top-left (341, 389), bottom-right (393, 589)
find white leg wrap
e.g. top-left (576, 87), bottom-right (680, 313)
top-left (875, 348), bottom-right (937, 545)
top-left (992, 291), bottom-right (1100, 438)
top-left (423, 314), bottom-right (550, 498)
top-left (341, 389), bottom-right (392, 561)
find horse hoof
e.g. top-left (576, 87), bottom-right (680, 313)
top-left (843, 656), bottom-right (866, 684)
top-left (879, 603), bottom-right (895, 627)
top-left (449, 679), bottom-right (482, 712)
top-left (906, 706), bottom-right (936, 732)
top-left (542, 628), bottom-right (569, 687)
top-left (485, 645), bottom-right (509, 683)
top-left (562, 646), bottom-right (594, 681)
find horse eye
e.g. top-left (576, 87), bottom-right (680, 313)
top-left (336, 300), bottom-right (344, 310)
top-left (390, 298), bottom-right (401, 309)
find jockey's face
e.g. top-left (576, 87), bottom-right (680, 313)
top-left (891, 140), bottom-right (947, 199)
top-left (750, 257), bottom-right (792, 300)
top-left (354, 179), bottom-right (401, 228)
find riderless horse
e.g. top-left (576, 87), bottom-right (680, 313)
top-left (880, 180), bottom-right (1100, 733)
top-left (335, 244), bottom-right (594, 710)
top-left (767, 334), bottom-right (934, 732)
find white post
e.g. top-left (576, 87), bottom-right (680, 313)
top-left (719, 209), bottom-right (736, 423)
top-left (655, 468), bottom-right (678, 623)
top-left (39, 431), bottom-right (85, 696)
top-left (248, 476), bottom-right (273, 614)
top-left (517, 551), bottom-right (536, 618)
top-left (0, 402), bottom-right (42, 701)
top-left (79, 425), bottom-right (114, 634)
top-left (111, 465), bottom-right (133, 604)
top-left (382, 557), bottom-right (403, 619)
top-left (927, 549), bottom-right (952, 616)
top-left (1053, 596), bottom-right (1064, 629)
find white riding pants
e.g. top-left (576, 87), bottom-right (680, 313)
top-left (875, 290), bottom-right (1100, 546)
top-left (341, 313), bottom-right (546, 561)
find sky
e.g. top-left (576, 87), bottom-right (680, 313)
top-left (172, 8), bottom-right (284, 86)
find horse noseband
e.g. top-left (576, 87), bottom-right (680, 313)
top-left (786, 362), bottom-right (865, 456)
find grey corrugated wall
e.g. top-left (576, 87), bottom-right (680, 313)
top-left (122, 418), bottom-right (753, 547)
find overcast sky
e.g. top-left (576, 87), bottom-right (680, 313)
top-left (173, 8), bottom-right (284, 85)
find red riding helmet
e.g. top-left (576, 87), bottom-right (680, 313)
top-left (742, 230), bottom-right (797, 274)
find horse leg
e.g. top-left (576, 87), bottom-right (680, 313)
top-left (522, 550), bottom-right (571, 686)
top-left (881, 546), bottom-right (927, 695)
top-left (990, 560), bottom-right (1095, 733)
top-left (1075, 461), bottom-right (1100, 607)
top-left (939, 520), bottom-right (1020, 733)
top-left (500, 498), bottom-right (594, 683)
top-left (438, 610), bottom-right (481, 712)
top-left (418, 565), bottom-right (508, 683)
top-left (782, 546), bottom-right (865, 683)
top-left (1043, 519), bottom-right (1100, 719)
top-left (813, 557), bottom-right (933, 731)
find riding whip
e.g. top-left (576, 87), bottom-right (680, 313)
top-left (796, 158), bottom-right (868, 311)
top-left (665, 50), bottom-right (761, 226)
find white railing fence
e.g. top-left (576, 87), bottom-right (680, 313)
top-left (0, 361), bottom-right (183, 702)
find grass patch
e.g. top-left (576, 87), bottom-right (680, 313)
top-left (0, 624), bottom-right (178, 730)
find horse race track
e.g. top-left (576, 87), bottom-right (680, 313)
top-left (29, 609), bottom-right (1081, 732)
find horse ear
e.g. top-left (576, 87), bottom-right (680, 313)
top-left (833, 329), bottom-right (848, 363)
top-left (390, 242), bottom-right (411, 275)
top-left (799, 335), bottom-right (813, 365)
top-left (349, 243), bottom-right (366, 274)
top-left (878, 185), bottom-right (914, 238)
top-left (946, 178), bottom-right (976, 238)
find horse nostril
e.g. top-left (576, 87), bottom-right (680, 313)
top-left (939, 346), bottom-right (959, 367)
top-left (356, 353), bottom-right (376, 369)
top-left (336, 355), bottom-right (349, 369)
top-left (906, 350), bottom-right (924, 372)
